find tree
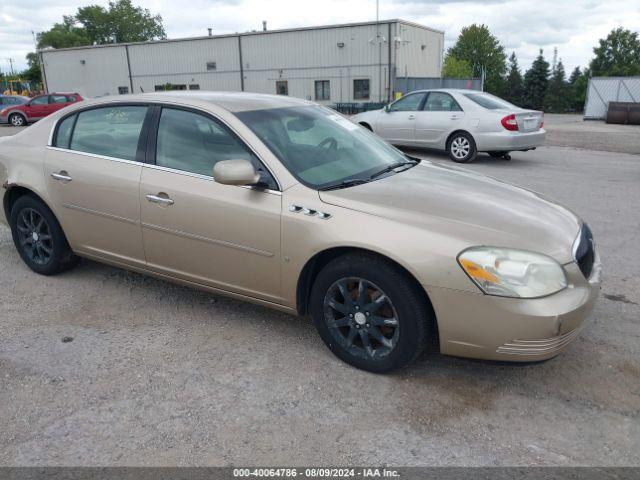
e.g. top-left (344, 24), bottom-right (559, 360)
top-left (505, 52), bottom-right (524, 106)
top-left (22, 52), bottom-right (42, 85)
top-left (523, 49), bottom-right (550, 110)
top-left (447, 24), bottom-right (507, 95)
top-left (38, 16), bottom-right (90, 49)
top-left (543, 60), bottom-right (569, 113)
top-left (442, 55), bottom-right (473, 78)
top-left (568, 66), bottom-right (589, 113)
top-left (590, 27), bottom-right (640, 77)
top-left (37, 0), bottom-right (166, 49)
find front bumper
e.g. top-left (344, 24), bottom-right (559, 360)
top-left (426, 253), bottom-right (601, 362)
top-left (0, 115), bottom-right (9, 124)
top-left (475, 129), bottom-right (546, 152)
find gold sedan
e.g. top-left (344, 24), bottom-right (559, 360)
top-left (0, 92), bottom-right (601, 373)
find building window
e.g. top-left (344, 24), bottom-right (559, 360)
top-left (206, 62), bottom-right (217, 71)
top-left (276, 81), bottom-right (288, 96)
top-left (353, 79), bottom-right (370, 100)
top-left (118, 86), bottom-right (129, 95)
top-left (154, 84), bottom-right (187, 91)
top-left (189, 84), bottom-right (200, 90)
top-left (314, 80), bottom-right (330, 101)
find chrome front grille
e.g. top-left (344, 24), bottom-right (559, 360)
top-left (497, 328), bottom-right (581, 356)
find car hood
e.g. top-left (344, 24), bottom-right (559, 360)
top-left (319, 161), bottom-right (581, 263)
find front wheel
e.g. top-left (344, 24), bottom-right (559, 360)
top-left (447, 132), bottom-right (477, 163)
top-left (310, 253), bottom-right (432, 373)
top-left (10, 195), bottom-right (78, 275)
top-left (9, 113), bottom-right (26, 127)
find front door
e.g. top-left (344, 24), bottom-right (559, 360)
top-left (24, 95), bottom-right (50, 120)
top-left (140, 106), bottom-right (283, 303)
top-left (44, 104), bottom-right (149, 265)
top-left (414, 91), bottom-right (465, 147)
top-left (375, 92), bottom-right (427, 145)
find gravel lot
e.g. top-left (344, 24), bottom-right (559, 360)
top-left (0, 119), bottom-right (639, 466)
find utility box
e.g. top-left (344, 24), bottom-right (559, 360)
top-left (606, 102), bottom-right (640, 125)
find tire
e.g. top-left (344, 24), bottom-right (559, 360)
top-left (9, 113), bottom-right (26, 127)
top-left (489, 151), bottom-right (508, 158)
top-left (10, 195), bottom-right (79, 275)
top-left (447, 131), bottom-right (477, 163)
top-left (310, 253), bottom-right (432, 373)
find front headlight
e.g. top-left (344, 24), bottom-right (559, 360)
top-left (457, 247), bottom-right (567, 298)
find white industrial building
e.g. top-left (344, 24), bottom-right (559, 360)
top-left (39, 19), bottom-right (444, 103)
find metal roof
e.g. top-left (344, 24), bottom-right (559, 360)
top-left (39, 19), bottom-right (444, 54)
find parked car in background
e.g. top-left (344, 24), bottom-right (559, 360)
top-left (352, 89), bottom-right (545, 162)
top-left (0, 92), bottom-right (83, 127)
top-left (0, 95), bottom-right (29, 108)
top-left (0, 92), bottom-right (599, 373)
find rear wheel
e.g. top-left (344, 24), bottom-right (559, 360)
top-left (447, 132), bottom-right (477, 163)
top-left (10, 195), bottom-right (78, 275)
top-left (310, 253), bottom-right (432, 373)
top-left (9, 113), bottom-right (26, 127)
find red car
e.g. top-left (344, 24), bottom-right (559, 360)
top-left (0, 92), bottom-right (84, 127)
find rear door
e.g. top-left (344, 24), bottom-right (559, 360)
top-left (139, 105), bottom-right (283, 303)
top-left (45, 104), bottom-right (150, 266)
top-left (375, 92), bottom-right (427, 144)
top-left (48, 94), bottom-right (72, 115)
top-left (414, 92), bottom-right (465, 147)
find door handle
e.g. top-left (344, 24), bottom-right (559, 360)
top-left (51, 171), bottom-right (72, 182)
top-left (450, 115), bottom-right (462, 120)
top-left (146, 193), bottom-right (174, 206)
top-left (408, 114), bottom-right (416, 120)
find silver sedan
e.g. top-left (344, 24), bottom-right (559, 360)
top-left (352, 89), bottom-right (545, 162)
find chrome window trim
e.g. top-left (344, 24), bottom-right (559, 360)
top-left (142, 163), bottom-right (282, 196)
top-left (45, 146), bottom-right (142, 166)
top-left (48, 100), bottom-right (283, 192)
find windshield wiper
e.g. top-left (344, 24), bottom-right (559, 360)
top-left (319, 178), bottom-right (370, 191)
top-left (368, 160), bottom-right (417, 180)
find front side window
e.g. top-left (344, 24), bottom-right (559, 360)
top-left (70, 106), bottom-right (147, 160)
top-left (423, 92), bottom-right (463, 112)
top-left (389, 93), bottom-right (427, 112)
top-left (353, 79), bottom-right (370, 100)
top-left (236, 106), bottom-right (410, 189)
top-left (30, 96), bottom-right (49, 105)
top-left (155, 108), bottom-right (277, 189)
top-left (315, 80), bottom-right (330, 101)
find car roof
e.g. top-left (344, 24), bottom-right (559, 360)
top-left (406, 88), bottom-right (485, 94)
top-left (102, 91), bottom-right (315, 113)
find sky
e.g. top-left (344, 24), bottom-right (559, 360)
top-left (1, 0), bottom-right (639, 74)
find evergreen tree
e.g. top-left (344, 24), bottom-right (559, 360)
top-left (568, 67), bottom-right (590, 113)
top-left (505, 52), bottom-right (524, 106)
top-left (544, 60), bottom-right (569, 113)
top-left (523, 49), bottom-right (550, 110)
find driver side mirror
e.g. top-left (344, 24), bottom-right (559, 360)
top-left (213, 159), bottom-right (260, 186)
top-left (384, 104), bottom-right (390, 113)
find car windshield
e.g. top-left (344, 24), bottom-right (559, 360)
top-left (464, 92), bottom-right (518, 110)
top-left (235, 106), bottom-right (412, 190)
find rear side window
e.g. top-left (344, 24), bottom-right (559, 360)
top-left (155, 108), bottom-right (277, 189)
top-left (51, 95), bottom-right (68, 104)
top-left (70, 106), bottom-right (147, 161)
top-left (54, 115), bottom-right (76, 148)
top-left (423, 92), bottom-right (462, 112)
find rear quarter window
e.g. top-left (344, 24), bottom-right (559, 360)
top-left (54, 115), bottom-right (76, 148)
